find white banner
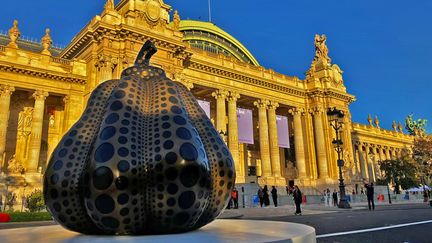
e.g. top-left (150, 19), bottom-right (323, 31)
top-left (197, 100), bottom-right (211, 118)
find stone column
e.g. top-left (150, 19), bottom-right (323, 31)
top-left (0, 85), bottom-right (15, 169)
top-left (385, 147), bottom-right (391, 160)
top-left (396, 148), bottom-right (402, 158)
top-left (359, 144), bottom-right (369, 180)
top-left (390, 148), bottom-right (396, 159)
top-left (254, 99), bottom-right (272, 178)
top-left (378, 147), bottom-right (385, 176)
top-left (27, 90), bottom-right (49, 172)
top-left (366, 144), bottom-right (376, 182)
top-left (62, 95), bottom-right (70, 134)
top-left (267, 101), bottom-right (282, 179)
top-left (227, 91), bottom-right (242, 181)
top-left (353, 143), bottom-right (361, 175)
top-left (310, 107), bottom-right (329, 179)
top-left (289, 107), bottom-right (307, 179)
top-left (96, 54), bottom-right (115, 84)
top-left (211, 89), bottom-right (228, 133)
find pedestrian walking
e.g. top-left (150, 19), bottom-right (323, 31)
top-left (332, 189), bottom-right (338, 207)
top-left (293, 185), bottom-right (302, 215)
top-left (326, 188), bottom-right (331, 206)
top-left (271, 186), bottom-right (278, 207)
top-left (231, 187), bottom-right (239, 209)
top-left (365, 181), bottom-right (375, 211)
top-left (257, 187), bottom-right (264, 207)
top-left (263, 185), bottom-right (270, 207)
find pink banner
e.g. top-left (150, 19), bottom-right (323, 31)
top-left (237, 108), bottom-right (254, 144)
top-left (276, 115), bottom-right (290, 148)
top-left (197, 100), bottom-right (211, 118)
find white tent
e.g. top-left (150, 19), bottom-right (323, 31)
top-left (407, 185), bottom-right (431, 192)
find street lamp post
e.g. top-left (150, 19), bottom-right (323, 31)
top-left (327, 107), bottom-right (351, 209)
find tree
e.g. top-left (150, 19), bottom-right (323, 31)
top-left (412, 135), bottom-right (432, 186)
top-left (379, 155), bottom-right (419, 194)
top-left (26, 190), bottom-right (45, 212)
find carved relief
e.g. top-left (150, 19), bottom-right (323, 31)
top-left (7, 154), bottom-right (25, 174)
top-left (15, 107), bottom-right (33, 163)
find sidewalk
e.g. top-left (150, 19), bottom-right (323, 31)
top-left (218, 200), bottom-right (427, 219)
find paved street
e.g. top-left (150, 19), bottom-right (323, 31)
top-left (237, 203), bottom-right (432, 243)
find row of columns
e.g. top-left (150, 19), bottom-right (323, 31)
top-left (211, 88), bottom-right (323, 184)
top-left (354, 141), bottom-right (402, 182)
top-left (212, 90), bottom-right (287, 183)
top-left (0, 84), bottom-right (49, 173)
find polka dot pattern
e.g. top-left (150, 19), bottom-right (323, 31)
top-left (44, 42), bottom-right (235, 235)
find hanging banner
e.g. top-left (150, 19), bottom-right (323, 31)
top-left (237, 108), bottom-right (254, 144)
top-left (197, 100), bottom-right (211, 118)
top-left (276, 115), bottom-right (290, 148)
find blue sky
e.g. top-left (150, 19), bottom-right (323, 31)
top-left (1, 0), bottom-right (430, 132)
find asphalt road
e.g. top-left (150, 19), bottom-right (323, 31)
top-left (242, 203), bottom-right (432, 243)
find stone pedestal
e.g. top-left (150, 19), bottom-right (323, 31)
top-left (0, 219), bottom-right (317, 243)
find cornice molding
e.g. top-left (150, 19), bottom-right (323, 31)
top-left (0, 64), bottom-right (86, 84)
top-left (188, 61), bottom-right (306, 98)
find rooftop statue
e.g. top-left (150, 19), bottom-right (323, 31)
top-left (8, 20), bottom-right (20, 48)
top-left (405, 114), bottom-right (427, 136)
top-left (314, 34), bottom-right (331, 64)
top-left (44, 40), bottom-right (236, 235)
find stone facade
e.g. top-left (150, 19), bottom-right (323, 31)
top-left (0, 0), bottom-right (413, 206)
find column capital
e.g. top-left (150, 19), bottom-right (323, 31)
top-left (288, 107), bottom-right (305, 116)
top-left (211, 89), bottom-right (229, 100)
top-left (254, 99), bottom-right (269, 109)
top-left (62, 95), bottom-right (70, 104)
top-left (32, 90), bottom-right (49, 101)
top-left (309, 106), bottom-right (324, 115)
top-left (0, 85), bottom-right (15, 97)
top-left (267, 100), bottom-right (279, 110)
top-left (227, 91), bottom-right (240, 102)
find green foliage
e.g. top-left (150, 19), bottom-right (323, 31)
top-left (7, 212), bottom-right (52, 222)
top-left (379, 155), bottom-right (420, 193)
top-left (26, 190), bottom-right (45, 212)
top-left (413, 135), bottom-right (432, 184)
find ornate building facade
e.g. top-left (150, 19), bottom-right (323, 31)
top-left (0, 0), bottom-right (413, 201)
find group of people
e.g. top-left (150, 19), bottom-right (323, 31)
top-left (323, 188), bottom-right (340, 207)
top-left (257, 185), bottom-right (303, 215)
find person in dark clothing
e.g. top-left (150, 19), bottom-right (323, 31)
top-left (257, 187), bottom-right (264, 207)
top-left (263, 185), bottom-right (270, 207)
top-left (271, 186), bottom-right (278, 207)
top-left (293, 185), bottom-right (302, 215)
top-left (365, 182), bottom-right (375, 210)
top-left (332, 189), bottom-right (338, 207)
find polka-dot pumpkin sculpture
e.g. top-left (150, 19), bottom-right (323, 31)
top-left (44, 41), bottom-right (236, 235)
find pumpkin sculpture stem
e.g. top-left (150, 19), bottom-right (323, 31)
top-left (135, 40), bottom-right (157, 66)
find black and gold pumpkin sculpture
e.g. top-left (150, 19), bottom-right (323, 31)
top-left (43, 41), bottom-right (235, 235)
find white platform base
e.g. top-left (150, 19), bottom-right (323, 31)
top-left (0, 219), bottom-right (316, 243)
